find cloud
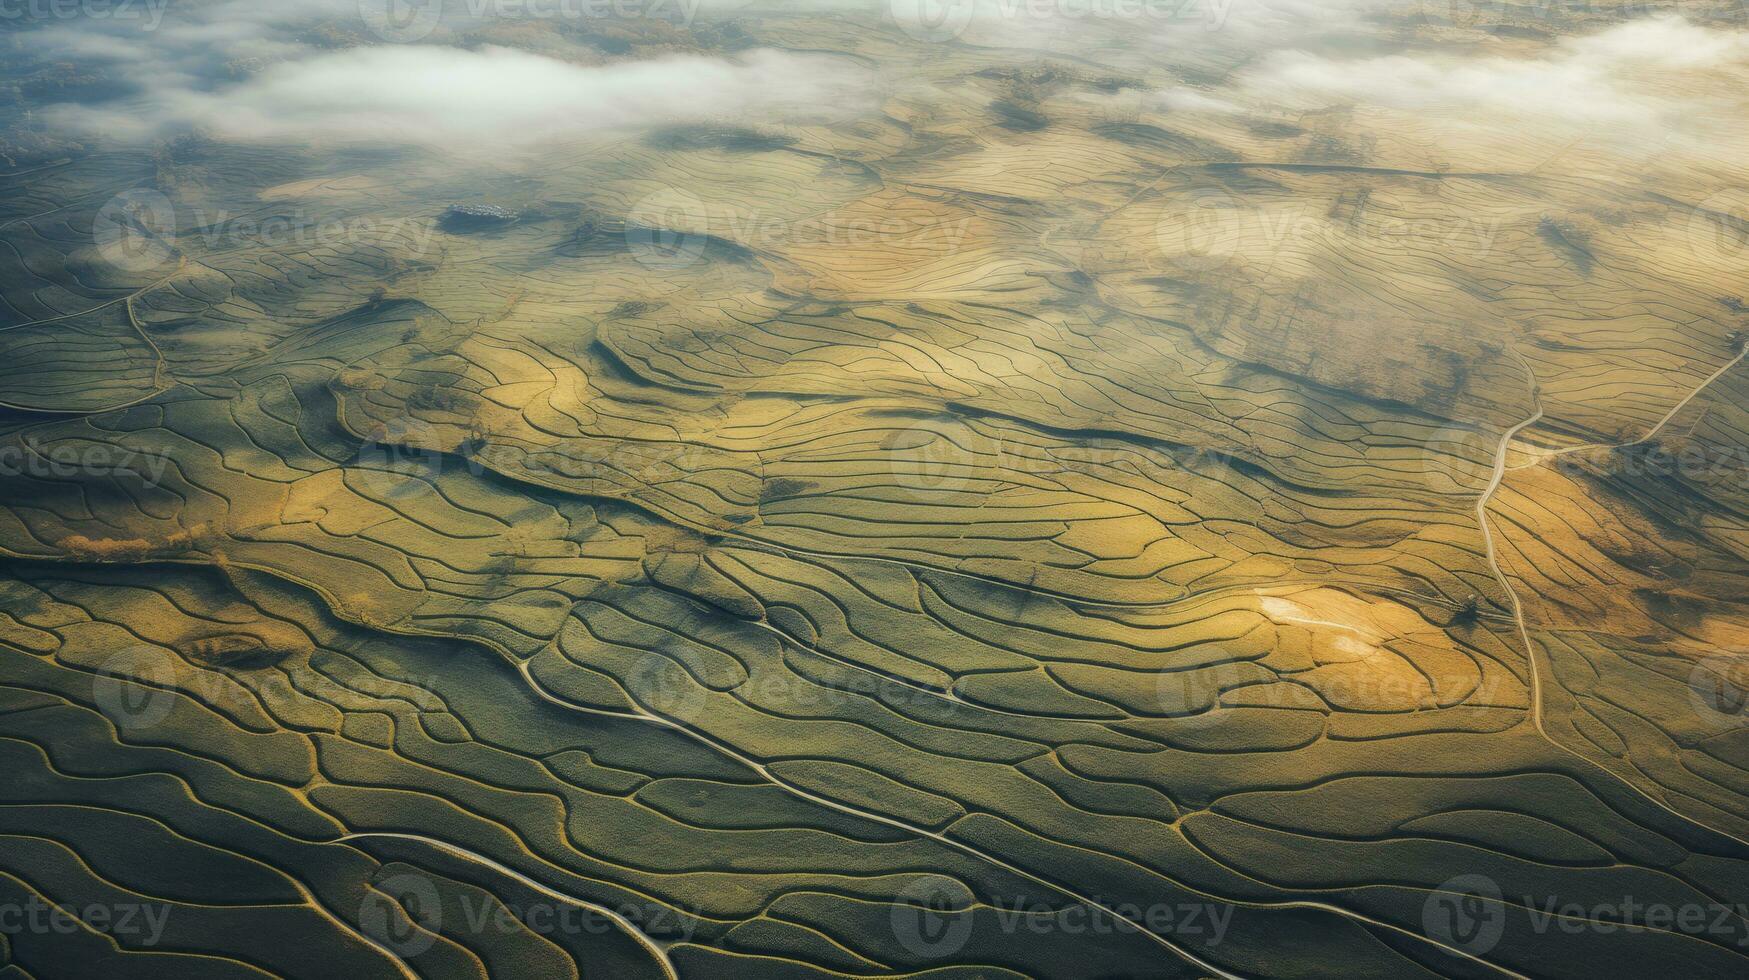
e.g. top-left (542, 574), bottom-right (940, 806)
top-left (1232, 14), bottom-right (1749, 132)
top-left (28, 0), bottom-right (875, 152)
top-left (47, 44), bottom-right (871, 148)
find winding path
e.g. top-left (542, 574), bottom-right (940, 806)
top-left (1474, 352), bottom-right (1749, 853)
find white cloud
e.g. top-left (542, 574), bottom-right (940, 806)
top-left (1233, 15), bottom-right (1749, 131)
top-left (1159, 88), bottom-right (1238, 113)
top-left (27, 0), bottom-right (875, 152)
top-left (47, 44), bottom-right (871, 149)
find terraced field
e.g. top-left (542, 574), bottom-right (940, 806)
top-left (1, 1), bottom-right (1748, 977)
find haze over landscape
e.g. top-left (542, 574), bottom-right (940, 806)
top-left (1, 1), bottom-right (1748, 977)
